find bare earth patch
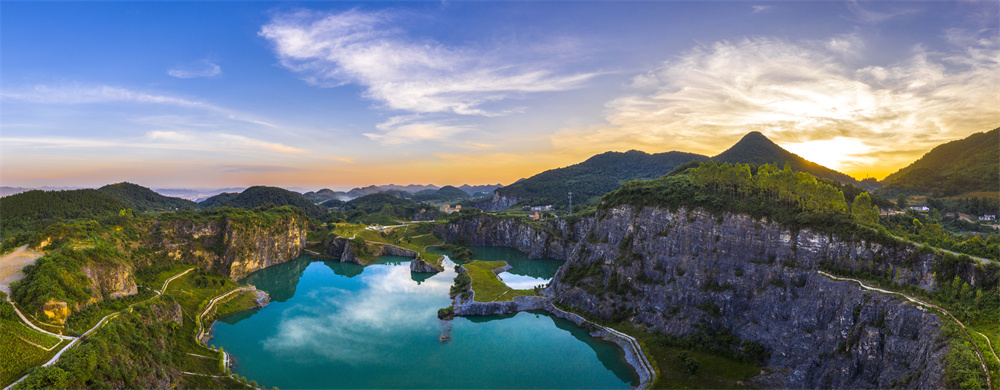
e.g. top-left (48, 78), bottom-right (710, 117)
top-left (0, 245), bottom-right (45, 295)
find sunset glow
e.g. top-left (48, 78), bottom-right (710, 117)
top-left (2, 2), bottom-right (997, 189)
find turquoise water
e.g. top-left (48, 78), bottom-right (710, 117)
top-left (211, 254), bottom-right (635, 389)
top-left (428, 245), bottom-right (565, 289)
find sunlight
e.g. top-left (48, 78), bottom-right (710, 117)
top-left (780, 137), bottom-right (875, 172)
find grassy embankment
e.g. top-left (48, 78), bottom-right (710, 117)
top-left (463, 260), bottom-right (538, 302)
top-left (321, 222), bottom-right (446, 266)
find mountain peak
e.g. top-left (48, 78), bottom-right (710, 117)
top-left (713, 132), bottom-right (855, 183)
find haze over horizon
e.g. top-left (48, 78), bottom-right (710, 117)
top-left (3, 1), bottom-right (998, 189)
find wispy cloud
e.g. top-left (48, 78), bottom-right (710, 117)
top-left (259, 9), bottom-right (598, 117)
top-left (846, 0), bottom-right (917, 24)
top-left (364, 116), bottom-right (472, 145)
top-left (752, 5), bottom-right (772, 14)
top-left (553, 32), bottom-right (1000, 176)
top-left (168, 59), bottom-right (222, 79)
top-left (5, 130), bottom-right (304, 155)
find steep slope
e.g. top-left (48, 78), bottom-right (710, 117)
top-left (200, 186), bottom-right (326, 217)
top-left (99, 182), bottom-right (199, 211)
top-left (712, 132), bottom-right (856, 183)
top-left (880, 128), bottom-right (999, 196)
top-left (0, 189), bottom-right (129, 246)
top-left (483, 150), bottom-right (708, 211)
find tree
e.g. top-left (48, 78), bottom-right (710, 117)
top-left (897, 194), bottom-right (908, 210)
top-left (851, 192), bottom-right (879, 225)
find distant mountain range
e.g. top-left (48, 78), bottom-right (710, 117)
top-left (302, 183), bottom-right (503, 202)
top-left (879, 127), bottom-right (999, 197)
top-left (477, 131), bottom-right (862, 211)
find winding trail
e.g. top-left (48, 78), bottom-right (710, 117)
top-left (3, 267), bottom-right (195, 390)
top-left (818, 270), bottom-right (995, 389)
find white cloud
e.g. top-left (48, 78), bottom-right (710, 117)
top-left (168, 59), bottom-right (222, 79)
top-left (1, 84), bottom-right (213, 108)
top-left (259, 9), bottom-right (597, 116)
top-left (552, 33), bottom-right (1000, 175)
top-left (364, 116), bottom-right (472, 145)
top-left (4, 131), bottom-right (303, 155)
top-left (752, 5), bottom-right (772, 13)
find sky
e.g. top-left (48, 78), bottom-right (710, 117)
top-left (2, 1), bottom-right (998, 190)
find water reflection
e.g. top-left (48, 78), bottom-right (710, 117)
top-left (212, 255), bottom-right (633, 389)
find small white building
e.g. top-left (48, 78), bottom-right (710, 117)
top-left (979, 214), bottom-right (997, 221)
top-left (909, 206), bottom-right (930, 212)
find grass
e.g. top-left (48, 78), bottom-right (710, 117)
top-left (464, 260), bottom-right (538, 302)
top-left (1, 317), bottom-right (60, 349)
top-left (204, 290), bottom-right (259, 324)
top-left (0, 332), bottom-right (69, 387)
top-left (330, 223), bottom-right (366, 238)
top-left (351, 222), bottom-right (446, 266)
top-left (145, 263), bottom-right (197, 287)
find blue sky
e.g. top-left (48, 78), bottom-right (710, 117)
top-left (3, 1), bottom-right (997, 189)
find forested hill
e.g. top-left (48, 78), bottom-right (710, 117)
top-left (712, 132), bottom-right (856, 184)
top-left (0, 189), bottom-right (129, 247)
top-left (199, 186), bottom-right (326, 217)
top-left (99, 182), bottom-right (199, 211)
top-left (493, 150), bottom-right (708, 210)
top-left (879, 127), bottom-right (999, 196)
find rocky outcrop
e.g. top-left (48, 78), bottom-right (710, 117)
top-left (452, 294), bottom-right (550, 316)
top-left (323, 237), bottom-right (419, 266)
top-left (443, 206), bottom-right (970, 388)
top-left (141, 300), bottom-right (183, 326)
top-left (82, 262), bottom-right (138, 300)
top-left (435, 214), bottom-right (572, 259)
top-left (471, 194), bottom-right (521, 211)
top-left (410, 258), bottom-right (443, 273)
top-left (143, 214), bottom-right (308, 280)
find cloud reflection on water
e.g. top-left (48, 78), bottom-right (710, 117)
top-left (262, 262), bottom-right (456, 364)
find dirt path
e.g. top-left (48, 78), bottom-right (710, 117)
top-left (818, 270), bottom-right (994, 389)
top-left (0, 245), bottom-right (45, 295)
top-left (3, 267), bottom-right (194, 390)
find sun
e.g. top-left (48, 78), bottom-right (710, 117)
top-left (780, 137), bottom-right (875, 173)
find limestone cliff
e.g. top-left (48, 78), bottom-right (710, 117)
top-left (322, 236), bottom-right (419, 266)
top-left (470, 194), bottom-right (521, 212)
top-left (81, 261), bottom-right (139, 300)
top-left (439, 206), bottom-right (982, 388)
top-left (142, 214), bottom-right (308, 279)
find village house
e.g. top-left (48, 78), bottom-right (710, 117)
top-left (909, 206), bottom-right (930, 212)
top-left (980, 214), bottom-right (997, 221)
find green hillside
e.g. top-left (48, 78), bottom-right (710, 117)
top-left (493, 150), bottom-right (708, 210)
top-left (0, 189), bottom-right (129, 248)
top-left (880, 128), bottom-right (999, 196)
top-left (411, 185), bottom-right (470, 203)
top-left (99, 182), bottom-right (199, 212)
top-left (200, 186), bottom-right (326, 217)
top-left (343, 193), bottom-right (440, 224)
top-left (712, 132), bottom-right (856, 183)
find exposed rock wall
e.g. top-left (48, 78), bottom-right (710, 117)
top-left (143, 215), bottom-right (308, 280)
top-left (443, 206), bottom-right (963, 388)
top-left (470, 194), bottom-right (521, 212)
top-left (81, 262), bottom-right (138, 300)
top-left (410, 258), bottom-right (443, 273)
top-left (323, 237), bottom-right (419, 266)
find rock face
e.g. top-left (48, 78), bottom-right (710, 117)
top-left (143, 214), bottom-right (308, 280)
top-left (470, 194), bottom-right (521, 212)
top-left (82, 262), bottom-right (139, 300)
top-left (410, 258), bottom-right (443, 273)
top-left (441, 206), bottom-right (968, 388)
top-left (323, 237), bottom-right (419, 266)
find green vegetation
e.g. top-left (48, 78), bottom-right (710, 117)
top-left (325, 222), bottom-right (445, 266)
top-left (462, 260), bottom-right (538, 302)
top-left (341, 193), bottom-right (441, 223)
top-left (1, 292), bottom-right (68, 387)
top-left (711, 131), bottom-right (856, 184)
top-left (0, 189), bottom-right (128, 251)
top-left (880, 210), bottom-right (999, 259)
top-left (881, 128), bottom-right (999, 197)
top-left (941, 322), bottom-right (990, 389)
top-left (200, 185), bottom-right (327, 217)
top-left (492, 150), bottom-right (707, 211)
top-left (410, 185), bottom-right (470, 203)
top-left (98, 182), bottom-right (199, 212)
top-left (204, 290), bottom-right (259, 324)
top-left (437, 244), bottom-right (475, 261)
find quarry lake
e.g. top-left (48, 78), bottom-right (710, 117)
top-left (210, 250), bottom-right (636, 389)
